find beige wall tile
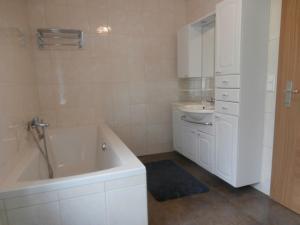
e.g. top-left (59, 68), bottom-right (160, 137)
top-left (26, 0), bottom-right (186, 156)
top-left (130, 104), bottom-right (147, 125)
top-left (87, 5), bottom-right (109, 34)
top-left (186, 0), bottom-right (222, 23)
top-left (130, 124), bottom-right (147, 156)
top-left (129, 82), bottom-right (146, 104)
top-left (143, 0), bottom-right (160, 13)
top-left (0, 0), bottom-right (39, 181)
top-left (146, 103), bottom-right (171, 124)
top-left (45, 5), bottom-right (69, 28)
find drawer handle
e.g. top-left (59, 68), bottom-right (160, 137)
top-left (222, 93), bottom-right (229, 97)
top-left (222, 106), bottom-right (228, 110)
top-left (181, 116), bottom-right (213, 126)
top-left (222, 80), bottom-right (229, 84)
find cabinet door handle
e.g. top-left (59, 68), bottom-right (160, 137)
top-left (181, 116), bottom-right (213, 126)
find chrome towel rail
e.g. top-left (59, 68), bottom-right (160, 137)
top-left (181, 115), bottom-right (213, 126)
top-left (37, 28), bottom-right (83, 49)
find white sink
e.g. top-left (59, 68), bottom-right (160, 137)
top-left (179, 104), bottom-right (214, 121)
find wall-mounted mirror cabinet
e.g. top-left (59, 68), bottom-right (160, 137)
top-left (177, 14), bottom-right (215, 78)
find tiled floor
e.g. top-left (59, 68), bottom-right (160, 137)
top-left (139, 152), bottom-right (300, 225)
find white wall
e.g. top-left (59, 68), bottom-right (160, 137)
top-left (254, 0), bottom-right (282, 195)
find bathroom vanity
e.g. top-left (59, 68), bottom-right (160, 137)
top-left (173, 103), bottom-right (215, 174)
top-left (175, 0), bottom-right (269, 188)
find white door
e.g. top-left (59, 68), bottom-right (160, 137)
top-left (181, 124), bottom-right (197, 161)
top-left (197, 132), bottom-right (214, 173)
top-left (215, 114), bottom-right (238, 184)
top-left (216, 0), bottom-right (241, 75)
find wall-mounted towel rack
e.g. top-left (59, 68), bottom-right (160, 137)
top-left (37, 28), bottom-right (83, 49)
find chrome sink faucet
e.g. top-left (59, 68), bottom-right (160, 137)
top-left (206, 97), bottom-right (215, 104)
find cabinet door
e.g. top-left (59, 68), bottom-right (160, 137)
top-left (197, 132), bottom-right (214, 173)
top-left (172, 110), bottom-right (183, 153)
top-left (177, 25), bottom-right (202, 78)
top-left (181, 124), bottom-right (197, 161)
top-left (215, 114), bottom-right (238, 184)
top-left (177, 25), bottom-right (189, 78)
top-left (216, 0), bottom-right (241, 75)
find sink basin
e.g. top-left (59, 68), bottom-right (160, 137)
top-left (179, 104), bottom-right (214, 121)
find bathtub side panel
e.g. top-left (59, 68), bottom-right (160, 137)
top-left (0, 200), bottom-right (7, 225)
top-left (60, 193), bottom-right (106, 225)
top-left (106, 184), bottom-right (148, 225)
top-left (0, 211), bottom-right (7, 225)
top-left (6, 202), bottom-right (60, 225)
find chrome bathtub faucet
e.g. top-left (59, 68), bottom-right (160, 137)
top-left (28, 116), bottom-right (49, 129)
top-left (27, 116), bottom-right (54, 179)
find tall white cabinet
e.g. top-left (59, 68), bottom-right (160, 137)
top-left (214, 0), bottom-right (269, 187)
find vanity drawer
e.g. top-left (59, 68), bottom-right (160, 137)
top-left (215, 101), bottom-right (239, 116)
top-left (215, 89), bottom-right (240, 102)
top-left (216, 75), bottom-right (240, 88)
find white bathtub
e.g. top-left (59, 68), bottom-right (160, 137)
top-left (0, 124), bottom-right (148, 225)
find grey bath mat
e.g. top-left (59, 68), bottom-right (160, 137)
top-left (144, 160), bottom-right (209, 202)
